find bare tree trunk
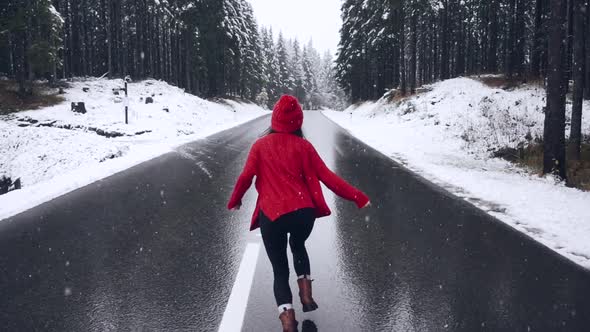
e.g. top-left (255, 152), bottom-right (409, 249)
top-left (428, 15), bottom-right (438, 82)
top-left (116, 0), bottom-right (122, 76)
top-left (25, 3), bottom-right (34, 87)
top-left (565, 0), bottom-right (575, 92)
top-left (440, 0), bottom-right (450, 79)
top-left (392, 17), bottom-right (400, 88)
top-left (155, 13), bottom-right (161, 79)
top-left (16, 23), bottom-right (27, 94)
top-left (148, 11), bottom-right (154, 77)
top-left (568, 0), bottom-right (586, 160)
top-left (8, 32), bottom-right (14, 77)
top-left (185, 33), bottom-right (191, 92)
top-left (177, 26), bottom-right (182, 87)
top-left (455, 2), bottom-right (465, 76)
top-left (515, 0), bottom-right (526, 78)
top-left (162, 22), bottom-right (166, 80)
top-left (122, 1), bottom-right (127, 77)
top-left (167, 25), bottom-right (172, 81)
top-left (543, 0), bottom-right (568, 180)
top-left (488, 0), bottom-right (499, 72)
top-left (506, 0), bottom-right (516, 78)
top-left (585, 0), bottom-right (590, 99)
top-left (72, 0), bottom-right (81, 75)
top-left (52, 36), bottom-right (58, 82)
top-left (433, 15), bottom-right (439, 80)
top-left (400, 2), bottom-right (407, 95)
top-left (540, 0), bottom-right (550, 80)
top-left (104, 0), bottom-right (113, 78)
top-left (419, 22), bottom-right (426, 85)
top-left (531, 0), bottom-right (544, 78)
top-left (132, 2), bottom-right (138, 78)
top-left (409, 1), bottom-right (417, 93)
top-left (86, 0), bottom-right (93, 76)
top-left (135, 0), bottom-right (143, 78)
top-left (81, 0), bottom-right (88, 76)
top-left (62, 0), bottom-right (69, 78)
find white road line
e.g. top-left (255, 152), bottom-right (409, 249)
top-left (218, 243), bottom-right (260, 332)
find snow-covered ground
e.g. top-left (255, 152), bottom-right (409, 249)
top-left (0, 78), bottom-right (267, 220)
top-left (324, 77), bottom-right (590, 269)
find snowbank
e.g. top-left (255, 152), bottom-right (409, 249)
top-left (0, 78), bottom-right (267, 220)
top-left (324, 77), bottom-right (590, 269)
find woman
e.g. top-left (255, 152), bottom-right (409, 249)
top-left (227, 95), bottom-right (370, 332)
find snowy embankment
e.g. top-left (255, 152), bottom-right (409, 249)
top-left (0, 78), bottom-right (267, 220)
top-left (324, 77), bottom-right (590, 269)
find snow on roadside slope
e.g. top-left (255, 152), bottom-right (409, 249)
top-left (0, 78), bottom-right (267, 220)
top-left (324, 77), bottom-right (590, 269)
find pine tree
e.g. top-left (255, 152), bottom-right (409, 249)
top-left (399, 0), bottom-right (407, 95)
top-left (543, 0), bottom-right (568, 180)
top-left (302, 42), bottom-right (317, 108)
top-left (409, 0), bottom-right (417, 93)
top-left (531, 0), bottom-right (545, 78)
top-left (568, 0), bottom-right (586, 161)
top-left (336, 0), bottom-right (368, 102)
top-left (335, 0), bottom-right (556, 101)
top-left (276, 32), bottom-right (293, 95)
top-left (0, 0), bottom-right (273, 99)
top-left (291, 39), bottom-right (305, 103)
top-left (0, 0), bottom-right (63, 93)
top-left (236, 0), bottom-right (263, 100)
top-left (584, 0), bottom-right (590, 100)
top-left (259, 27), bottom-right (271, 97)
top-left (267, 28), bottom-right (281, 105)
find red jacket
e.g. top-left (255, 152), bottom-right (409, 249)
top-left (227, 132), bottom-right (370, 231)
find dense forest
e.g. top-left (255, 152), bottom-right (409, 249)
top-left (336, 0), bottom-right (590, 102)
top-left (0, 0), bottom-right (344, 109)
top-left (2, 0), bottom-right (589, 180)
top-left (336, 0), bottom-right (589, 180)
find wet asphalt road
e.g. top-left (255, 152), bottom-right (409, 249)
top-left (1, 112), bottom-right (590, 332)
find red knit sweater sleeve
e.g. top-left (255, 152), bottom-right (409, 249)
top-left (227, 144), bottom-right (258, 209)
top-left (307, 143), bottom-right (370, 208)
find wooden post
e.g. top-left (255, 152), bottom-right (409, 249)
top-left (125, 81), bottom-right (128, 124)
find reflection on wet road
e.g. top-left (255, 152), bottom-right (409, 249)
top-left (1, 112), bottom-right (589, 331)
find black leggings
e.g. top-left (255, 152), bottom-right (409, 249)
top-left (260, 208), bottom-right (316, 306)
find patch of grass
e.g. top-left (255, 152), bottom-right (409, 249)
top-left (476, 74), bottom-right (544, 90)
top-left (503, 143), bottom-right (590, 191)
top-left (477, 75), bottom-right (511, 88)
top-left (351, 101), bottom-right (367, 108)
top-left (381, 89), bottom-right (420, 104)
top-left (0, 80), bottom-right (66, 115)
top-left (517, 144), bottom-right (544, 173)
top-left (209, 95), bottom-right (252, 105)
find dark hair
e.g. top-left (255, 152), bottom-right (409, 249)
top-left (262, 127), bottom-right (304, 138)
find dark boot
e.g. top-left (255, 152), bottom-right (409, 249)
top-left (279, 308), bottom-right (298, 332)
top-left (297, 277), bottom-right (319, 312)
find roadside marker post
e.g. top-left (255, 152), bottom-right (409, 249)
top-left (124, 82), bottom-right (128, 124)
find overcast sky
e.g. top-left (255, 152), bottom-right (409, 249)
top-left (247, 0), bottom-right (342, 54)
